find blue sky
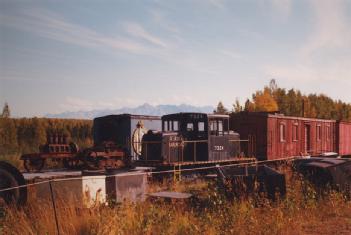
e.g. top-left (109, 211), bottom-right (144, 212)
top-left (1, 0), bottom-right (351, 117)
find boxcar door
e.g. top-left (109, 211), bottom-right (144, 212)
top-left (304, 124), bottom-right (311, 154)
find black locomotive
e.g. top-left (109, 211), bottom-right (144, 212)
top-left (139, 113), bottom-right (242, 165)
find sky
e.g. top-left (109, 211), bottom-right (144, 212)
top-left (1, 0), bottom-right (351, 117)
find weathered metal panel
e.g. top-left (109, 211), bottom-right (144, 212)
top-left (294, 158), bottom-right (351, 196)
top-left (105, 170), bottom-right (147, 203)
top-left (230, 112), bottom-right (268, 160)
top-left (337, 121), bottom-right (351, 156)
top-left (216, 165), bottom-right (286, 200)
top-left (30, 175), bottom-right (106, 208)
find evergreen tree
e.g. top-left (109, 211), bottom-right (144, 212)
top-left (214, 101), bottom-right (228, 114)
top-left (244, 99), bottom-right (255, 112)
top-left (0, 118), bottom-right (18, 154)
top-left (232, 98), bottom-right (243, 113)
top-left (1, 102), bottom-right (10, 118)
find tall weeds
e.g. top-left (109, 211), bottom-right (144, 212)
top-left (1, 174), bottom-right (351, 235)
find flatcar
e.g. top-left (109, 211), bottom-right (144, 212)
top-left (137, 112), bottom-right (252, 168)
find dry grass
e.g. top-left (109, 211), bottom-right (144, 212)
top-left (1, 173), bottom-right (351, 235)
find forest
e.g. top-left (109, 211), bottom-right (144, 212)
top-left (0, 117), bottom-right (92, 167)
top-left (218, 79), bottom-right (351, 121)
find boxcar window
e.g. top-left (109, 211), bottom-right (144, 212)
top-left (293, 124), bottom-right (298, 141)
top-left (326, 126), bottom-right (330, 141)
top-left (198, 122), bottom-right (205, 132)
top-left (187, 123), bottom-right (194, 131)
top-left (173, 121), bottom-right (179, 131)
top-left (280, 123), bottom-right (286, 142)
top-left (317, 125), bottom-right (321, 141)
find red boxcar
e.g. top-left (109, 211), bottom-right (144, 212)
top-left (337, 121), bottom-right (351, 156)
top-left (230, 112), bottom-right (337, 160)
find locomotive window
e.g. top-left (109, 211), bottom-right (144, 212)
top-left (163, 121), bottom-right (168, 131)
top-left (280, 123), bottom-right (286, 142)
top-left (173, 121), bottom-right (179, 131)
top-left (210, 121), bottom-right (217, 131)
top-left (187, 123), bottom-right (194, 131)
top-left (218, 121), bottom-right (223, 131)
top-left (198, 122), bottom-right (205, 131)
top-left (218, 121), bottom-right (223, 134)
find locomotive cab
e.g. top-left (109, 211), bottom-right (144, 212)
top-left (140, 113), bottom-right (241, 164)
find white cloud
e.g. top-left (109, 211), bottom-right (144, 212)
top-left (58, 95), bottom-right (210, 113)
top-left (219, 50), bottom-right (242, 60)
top-left (124, 22), bottom-right (167, 48)
top-left (263, 0), bottom-right (351, 84)
top-left (208, 0), bottom-right (227, 9)
top-left (0, 8), bottom-right (158, 55)
top-left (59, 97), bottom-right (143, 112)
top-left (270, 0), bottom-right (292, 17)
top-left (300, 0), bottom-right (351, 58)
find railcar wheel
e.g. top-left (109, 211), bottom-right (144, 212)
top-left (83, 154), bottom-right (100, 170)
top-left (0, 169), bottom-right (21, 205)
top-left (24, 158), bottom-right (45, 172)
top-left (63, 159), bottom-right (80, 169)
top-left (83, 159), bottom-right (99, 170)
top-left (0, 161), bottom-right (27, 205)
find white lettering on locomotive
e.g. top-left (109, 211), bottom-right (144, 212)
top-left (214, 145), bottom-right (224, 151)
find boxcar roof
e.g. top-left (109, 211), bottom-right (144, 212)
top-left (233, 111), bottom-right (336, 123)
top-left (208, 114), bottom-right (229, 118)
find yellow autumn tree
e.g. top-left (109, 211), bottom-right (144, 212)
top-left (252, 87), bottom-right (278, 112)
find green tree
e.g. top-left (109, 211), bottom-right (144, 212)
top-left (232, 98), bottom-right (243, 113)
top-left (0, 118), bottom-right (18, 154)
top-left (1, 102), bottom-right (10, 118)
top-left (214, 101), bottom-right (228, 114)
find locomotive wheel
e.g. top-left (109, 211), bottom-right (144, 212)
top-left (24, 158), bottom-right (45, 172)
top-left (98, 159), bottom-right (125, 169)
top-left (63, 159), bottom-right (80, 169)
top-left (83, 159), bottom-right (99, 170)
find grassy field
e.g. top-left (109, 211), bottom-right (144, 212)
top-left (1, 172), bottom-right (351, 235)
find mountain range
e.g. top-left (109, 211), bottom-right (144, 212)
top-left (45, 103), bottom-right (214, 119)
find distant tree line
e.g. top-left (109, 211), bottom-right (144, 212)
top-left (215, 79), bottom-right (351, 121)
top-left (0, 117), bottom-right (93, 156)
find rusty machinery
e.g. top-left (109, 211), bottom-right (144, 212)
top-left (21, 134), bottom-right (130, 172)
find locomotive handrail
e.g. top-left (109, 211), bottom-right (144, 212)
top-left (182, 140), bottom-right (208, 143)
